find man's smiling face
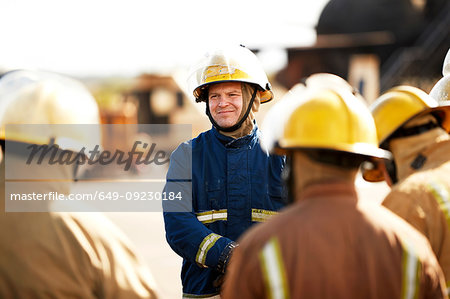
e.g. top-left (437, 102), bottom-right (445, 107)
top-left (208, 82), bottom-right (243, 128)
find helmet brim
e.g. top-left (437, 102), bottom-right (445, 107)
top-left (275, 143), bottom-right (392, 161)
top-left (193, 80), bottom-right (273, 103)
top-left (379, 104), bottom-right (450, 146)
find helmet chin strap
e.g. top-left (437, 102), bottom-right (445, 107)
top-left (206, 86), bottom-right (257, 133)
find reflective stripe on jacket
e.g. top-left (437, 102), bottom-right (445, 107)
top-left (383, 140), bottom-right (450, 293)
top-left (222, 182), bottom-right (447, 298)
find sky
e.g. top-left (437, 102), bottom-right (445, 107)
top-left (0, 0), bottom-right (329, 77)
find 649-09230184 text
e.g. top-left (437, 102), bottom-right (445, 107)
top-left (9, 191), bottom-right (182, 201)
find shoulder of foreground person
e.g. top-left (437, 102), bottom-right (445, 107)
top-left (59, 212), bottom-right (160, 298)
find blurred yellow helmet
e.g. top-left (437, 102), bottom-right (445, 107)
top-left (362, 86), bottom-right (450, 182)
top-left (188, 45), bottom-right (273, 103)
top-left (370, 86), bottom-right (450, 147)
top-left (0, 70), bottom-right (101, 152)
top-left (274, 85), bottom-right (390, 160)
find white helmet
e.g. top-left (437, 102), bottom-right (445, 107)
top-left (442, 48), bottom-right (450, 77)
top-left (429, 49), bottom-right (450, 103)
top-left (429, 76), bottom-right (450, 103)
top-left (0, 70), bottom-right (101, 152)
top-left (188, 45), bottom-right (273, 103)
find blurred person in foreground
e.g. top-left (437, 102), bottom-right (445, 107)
top-left (0, 70), bottom-right (158, 298)
top-left (363, 85), bottom-right (450, 294)
top-left (163, 45), bottom-right (285, 298)
top-left (222, 74), bottom-right (448, 299)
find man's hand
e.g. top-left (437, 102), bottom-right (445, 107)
top-left (216, 242), bottom-right (239, 274)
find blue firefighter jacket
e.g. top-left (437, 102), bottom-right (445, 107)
top-left (163, 125), bottom-right (285, 297)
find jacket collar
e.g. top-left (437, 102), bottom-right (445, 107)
top-left (297, 181), bottom-right (358, 203)
top-left (390, 128), bottom-right (450, 181)
top-left (212, 123), bottom-right (259, 149)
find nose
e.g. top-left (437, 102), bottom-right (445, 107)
top-left (217, 96), bottom-right (230, 107)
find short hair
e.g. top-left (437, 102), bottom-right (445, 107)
top-left (302, 148), bottom-right (368, 170)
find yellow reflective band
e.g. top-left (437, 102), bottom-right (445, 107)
top-left (202, 65), bottom-right (249, 84)
top-left (259, 237), bottom-right (290, 299)
top-left (427, 181), bottom-right (450, 297)
top-left (196, 233), bottom-right (221, 266)
top-left (400, 238), bottom-right (421, 299)
top-left (252, 209), bottom-right (278, 222)
top-left (196, 210), bottom-right (228, 224)
top-left (428, 181), bottom-right (450, 229)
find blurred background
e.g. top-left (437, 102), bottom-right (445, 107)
top-left (1, 0), bottom-right (449, 297)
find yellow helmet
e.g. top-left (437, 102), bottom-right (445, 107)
top-left (370, 86), bottom-right (450, 147)
top-left (261, 73), bottom-right (362, 152)
top-left (188, 45), bottom-right (273, 103)
top-left (362, 86), bottom-right (450, 182)
top-left (0, 70), bottom-right (101, 152)
top-left (265, 76), bottom-right (390, 160)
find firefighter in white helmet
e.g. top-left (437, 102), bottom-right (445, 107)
top-left (163, 45), bottom-right (285, 298)
top-left (222, 74), bottom-right (447, 298)
top-left (0, 70), bottom-right (159, 298)
top-left (363, 85), bottom-right (450, 294)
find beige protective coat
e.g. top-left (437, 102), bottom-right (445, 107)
top-left (383, 128), bottom-right (450, 291)
top-left (222, 181), bottom-right (447, 298)
top-left (0, 154), bottom-right (158, 298)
